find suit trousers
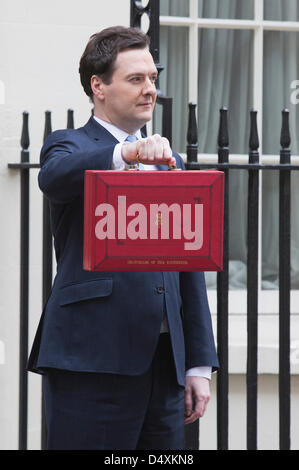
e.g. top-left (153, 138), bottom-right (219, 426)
top-left (43, 333), bottom-right (185, 450)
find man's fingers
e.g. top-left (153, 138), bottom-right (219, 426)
top-left (121, 141), bottom-right (139, 163)
top-left (184, 397), bottom-right (208, 424)
top-left (184, 386), bottom-right (193, 419)
top-left (184, 377), bottom-right (211, 424)
top-left (194, 394), bottom-right (209, 418)
top-left (138, 135), bottom-right (175, 165)
top-left (161, 136), bottom-right (173, 159)
top-left (152, 135), bottom-right (164, 160)
top-left (184, 411), bottom-right (197, 425)
top-left (138, 139), bottom-right (149, 160)
top-left (121, 135), bottom-right (176, 166)
top-left (139, 136), bottom-right (160, 161)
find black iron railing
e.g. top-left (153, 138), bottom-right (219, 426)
top-left (8, 109), bottom-right (74, 450)
top-left (8, 104), bottom-right (294, 452)
top-left (185, 106), bottom-right (293, 451)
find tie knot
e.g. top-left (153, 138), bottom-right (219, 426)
top-left (125, 134), bottom-right (138, 143)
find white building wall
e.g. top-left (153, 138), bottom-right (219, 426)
top-left (0, 0), bottom-right (298, 450)
top-left (0, 0), bottom-right (130, 450)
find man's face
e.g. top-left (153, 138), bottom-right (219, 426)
top-left (93, 48), bottom-right (158, 133)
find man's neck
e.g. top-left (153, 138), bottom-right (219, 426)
top-left (93, 109), bottom-right (141, 135)
top-left (93, 115), bottom-right (142, 142)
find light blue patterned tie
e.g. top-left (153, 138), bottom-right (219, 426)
top-left (125, 134), bottom-right (144, 170)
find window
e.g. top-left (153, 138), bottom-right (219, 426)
top-left (155, 0), bottom-right (299, 314)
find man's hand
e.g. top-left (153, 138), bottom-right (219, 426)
top-left (184, 376), bottom-right (211, 424)
top-left (121, 134), bottom-right (176, 167)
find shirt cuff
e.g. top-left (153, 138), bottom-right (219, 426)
top-left (112, 142), bottom-right (133, 170)
top-left (186, 366), bottom-right (212, 380)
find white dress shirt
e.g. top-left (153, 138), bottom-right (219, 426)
top-left (93, 116), bottom-right (212, 380)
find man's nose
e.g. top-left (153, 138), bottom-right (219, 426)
top-left (143, 77), bottom-right (156, 95)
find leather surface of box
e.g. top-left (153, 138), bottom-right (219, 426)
top-left (83, 170), bottom-right (224, 271)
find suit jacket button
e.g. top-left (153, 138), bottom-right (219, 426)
top-left (156, 286), bottom-right (165, 294)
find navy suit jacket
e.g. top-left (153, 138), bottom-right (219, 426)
top-left (27, 116), bottom-right (219, 387)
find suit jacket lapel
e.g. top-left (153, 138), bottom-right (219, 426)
top-left (83, 116), bottom-right (119, 145)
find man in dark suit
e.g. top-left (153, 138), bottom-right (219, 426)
top-left (28, 26), bottom-right (218, 450)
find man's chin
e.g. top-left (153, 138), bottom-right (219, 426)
top-left (137, 110), bottom-right (154, 125)
top-left (123, 111), bottom-right (154, 133)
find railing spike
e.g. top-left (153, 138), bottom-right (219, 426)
top-left (249, 110), bottom-right (259, 164)
top-left (280, 109), bottom-right (291, 150)
top-left (249, 109), bottom-right (259, 152)
top-left (218, 107), bottom-right (229, 164)
top-left (187, 103), bottom-right (198, 145)
top-left (186, 103), bottom-right (198, 163)
top-left (43, 111), bottom-right (52, 143)
top-left (21, 111), bottom-right (30, 150)
top-left (67, 109), bottom-right (74, 129)
top-left (218, 107), bottom-right (229, 150)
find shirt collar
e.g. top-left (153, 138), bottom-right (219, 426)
top-left (93, 115), bottom-right (142, 142)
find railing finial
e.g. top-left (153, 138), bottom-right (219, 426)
top-left (67, 109), bottom-right (74, 129)
top-left (186, 103), bottom-right (198, 163)
top-left (280, 109), bottom-right (291, 150)
top-left (43, 111), bottom-right (52, 143)
top-left (21, 111), bottom-right (30, 150)
top-left (249, 109), bottom-right (259, 164)
top-left (218, 107), bottom-right (229, 163)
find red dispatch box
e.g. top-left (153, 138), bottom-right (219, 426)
top-left (83, 170), bottom-right (224, 272)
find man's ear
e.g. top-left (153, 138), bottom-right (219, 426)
top-left (91, 75), bottom-right (105, 101)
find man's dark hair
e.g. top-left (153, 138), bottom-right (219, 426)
top-left (79, 26), bottom-right (150, 100)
